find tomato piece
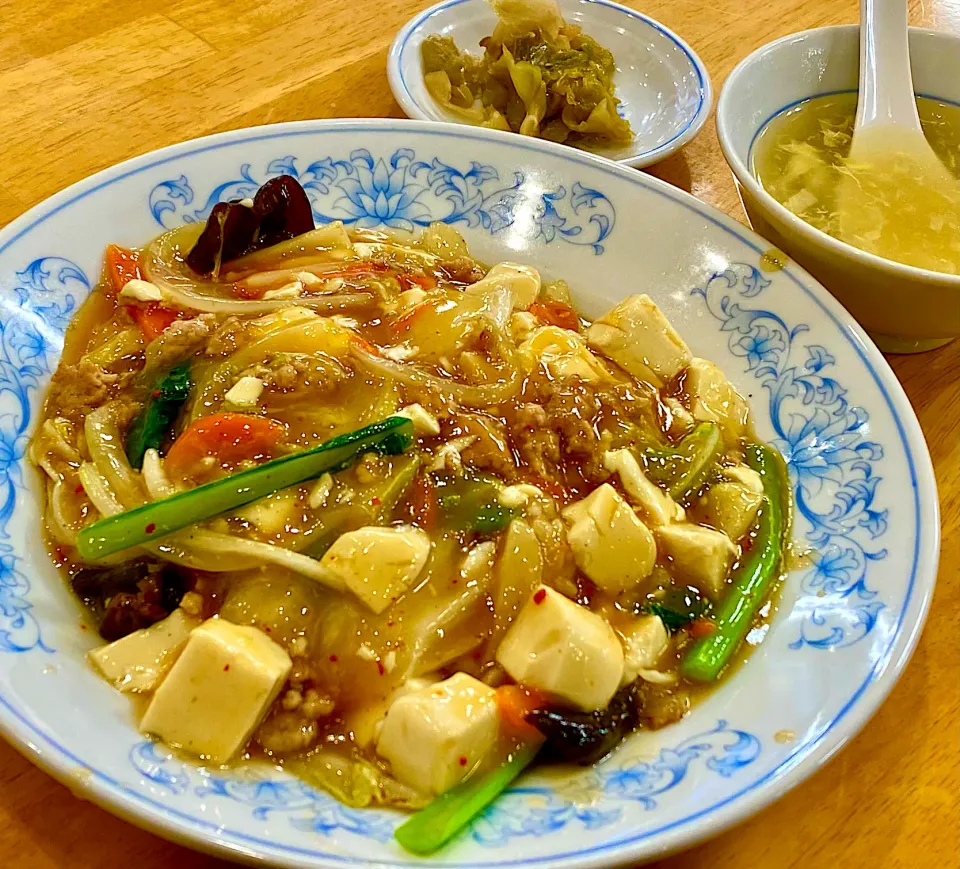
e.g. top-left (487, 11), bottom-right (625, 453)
top-left (527, 301), bottom-right (581, 332)
top-left (688, 617), bottom-right (718, 639)
top-left (389, 300), bottom-right (431, 337)
top-left (129, 303), bottom-right (179, 341)
top-left (408, 472), bottom-right (439, 531)
top-left (495, 685), bottom-right (546, 737)
top-left (165, 413), bottom-right (286, 477)
top-left (105, 245), bottom-right (142, 293)
top-left (398, 272), bottom-right (438, 292)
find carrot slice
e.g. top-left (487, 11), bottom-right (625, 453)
top-left (495, 685), bottom-right (546, 737)
top-left (527, 300), bottom-right (581, 332)
top-left (104, 245), bottom-right (142, 293)
top-left (165, 412), bottom-right (286, 476)
top-left (129, 303), bottom-right (179, 340)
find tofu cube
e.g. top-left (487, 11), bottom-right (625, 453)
top-left (465, 262), bottom-right (541, 310)
top-left (119, 278), bottom-right (163, 303)
top-left (396, 403), bottom-right (441, 435)
top-left (320, 525), bottom-right (431, 613)
top-left (586, 294), bottom-right (691, 387)
top-left (89, 608), bottom-right (199, 694)
top-left (496, 586), bottom-right (624, 711)
top-left (561, 484), bottom-right (656, 593)
top-left (140, 618), bottom-right (292, 763)
top-left (619, 614), bottom-right (669, 685)
top-left (520, 326), bottom-right (608, 382)
top-left (224, 376), bottom-right (264, 409)
top-left (603, 449), bottom-right (684, 526)
top-left (376, 673), bottom-right (499, 795)
top-left (656, 523), bottom-right (737, 598)
top-left (699, 480), bottom-right (764, 541)
top-left (682, 358), bottom-right (749, 442)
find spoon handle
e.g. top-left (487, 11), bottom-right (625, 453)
top-left (856, 0), bottom-right (923, 133)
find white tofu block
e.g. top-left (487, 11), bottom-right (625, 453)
top-left (465, 262), bottom-right (541, 310)
top-left (722, 463), bottom-right (764, 494)
top-left (561, 484), bottom-right (657, 593)
top-left (586, 294), bottom-right (691, 387)
top-left (520, 326), bottom-right (608, 382)
top-left (89, 608), bottom-right (199, 693)
top-left (656, 523), bottom-right (738, 598)
top-left (224, 376), bottom-right (264, 409)
top-left (619, 615), bottom-right (669, 685)
top-left (376, 673), bottom-right (499, 795)
top-left (140, 618), bottom-right (292, 764)
top-left (320, 525), bottom-right (431, 613)
top-left (119, 278), bottom-right (163, 303)
top-left (496, 586), bottom-right (624, 711)
top-left (682, 357), bottom-right (749, 441)
top-left (699, 480), bottom-right (764, 541)
top-left (603, 449), bottom-right (685, 526)
top-left (396, 403), bottom-right (441, 435)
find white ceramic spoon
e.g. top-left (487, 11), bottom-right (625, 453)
top-left (837, 0), bottom-right (960, 274)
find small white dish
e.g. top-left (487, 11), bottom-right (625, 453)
top-left (717, 25), bottom-right (960, 353)
top-left (0, 119), bottom-right (938, 867)
top-left (387, 0), bottom-right (712, 168)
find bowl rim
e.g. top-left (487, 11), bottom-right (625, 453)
top-left (0, 117), bottom-right (939, 868)
top-left (716, 23), bottom-right (960, 287)
top-left (386, 0), bottom-right (713, 169)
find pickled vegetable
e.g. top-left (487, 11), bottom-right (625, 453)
top-left (420, 0), bottom-right (632, 146)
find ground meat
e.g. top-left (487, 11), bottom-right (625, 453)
top-left (255, 711), bottom-right (318, 755)
top-left (237, 353), bottom-right (349, 394)
top-left (544, 383), bottom-right (604, 478)
top-left (439, 256), bottom-right (487, 285)
top-left (46, 359), bottom-right (121, 419)
top-left (204, 316), bottom-right (247, 357)
top-left (144, 314), bottom-right (216, 371)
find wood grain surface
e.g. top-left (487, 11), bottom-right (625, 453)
top-left (0, 0), bottom-right (957, 866)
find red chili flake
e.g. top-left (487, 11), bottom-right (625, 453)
top-left (74, 484), bottom-right (84, 494)
top-left (377, 660), bottom-right (385, 676)
top-left (223, 664), bottom-right (231, 672)
top-left (458, 756), bottom-right (468, 766)
top-left (533, 588), bottom-right (547, 605)
top-left (151, 390), bottom-right (162, 399)
top-left (145, 523), bottom-right (156, 534)
top-left (371, 496), bottom-right (381, 506)
top-left (79, 624), bottom-right (87, 631)
top-left (329, 654), bottom-right (338, 662)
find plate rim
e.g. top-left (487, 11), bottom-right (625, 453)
top-left (0, 118), bottom-right (939, 868)
top-left (385, 0), bottom-right (714, 169)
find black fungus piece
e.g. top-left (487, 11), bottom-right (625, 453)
top-left (71, 561), bottom-right (191, 641)
top-left (185, 175), bottom-right (315, 275)
top-left (525, 685), bottom-right (639, 765)
top-left (185, 201), bottom-right (259, 275)
top-left (253, 175), bottom-right (315, 248)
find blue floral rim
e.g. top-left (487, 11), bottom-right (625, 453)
top-left (0, 121), bottom-right (933, 867)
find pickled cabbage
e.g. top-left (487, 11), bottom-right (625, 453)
top-left (420, 0), bottom-right (632, 146)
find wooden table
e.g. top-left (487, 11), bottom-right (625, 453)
top-left (0, 0), bottom-right (957, 866)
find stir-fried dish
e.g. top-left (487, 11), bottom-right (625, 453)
top-left (421, 0), bottom-right (633, 145)
top-left (31, 175), bottom-right (788, 854)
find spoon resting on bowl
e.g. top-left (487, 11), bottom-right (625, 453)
top-left (836, 0), bottom-right (960, 275)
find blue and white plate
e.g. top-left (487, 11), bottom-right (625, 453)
top-left (0, 119), bottom-right (938, 867)
top-left (387, 0), bottom-right (711, 168)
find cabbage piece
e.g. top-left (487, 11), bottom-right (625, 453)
top-left (562, 97), bottom-right (632, 144)
top-left (490, 0), bottom-right (563, 42)
top-left (284, 749), bottom-right (430, 810)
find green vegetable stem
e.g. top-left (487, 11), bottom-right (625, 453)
top-left (643, 421), bottom-right (722, 501)
top-left (125, 362), bottom-right (193, 469)
top-left (77, 417), bottom-right (414, 560)
top-left (681, 442), bottom-right (789, 682)
top-left (394, 742), bottom-right (540, 855)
